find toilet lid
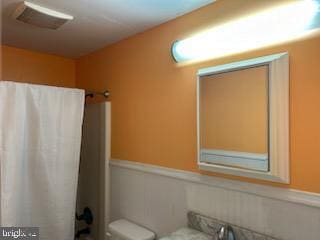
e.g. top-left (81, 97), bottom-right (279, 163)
top-left (109, 219), bottom-right (155, 240)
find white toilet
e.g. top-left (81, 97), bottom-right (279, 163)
top-left (108, 219), bottom-right (155, 240)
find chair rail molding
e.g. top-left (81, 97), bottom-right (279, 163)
top-left (110, 159), bottom-right (320, 208)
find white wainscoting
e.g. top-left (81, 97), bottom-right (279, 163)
top-left (110, 159), bottom-right (320, 240)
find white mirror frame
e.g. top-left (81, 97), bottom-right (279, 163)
top-left (197, 53), bottom-right (289, 183)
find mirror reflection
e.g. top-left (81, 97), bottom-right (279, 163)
top-left (199, 66), bottom-right (269, 171)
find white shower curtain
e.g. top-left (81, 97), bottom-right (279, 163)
top-left (0, 81), bottom-right (84, 240)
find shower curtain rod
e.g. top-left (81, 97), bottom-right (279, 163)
top-left (85, 90), bottom-right (110, 99)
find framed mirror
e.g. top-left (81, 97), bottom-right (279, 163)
top-left (197, 53), bottom-right (289, 183)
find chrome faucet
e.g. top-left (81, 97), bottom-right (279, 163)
top-left (217, 225), bottom-right (236, 240)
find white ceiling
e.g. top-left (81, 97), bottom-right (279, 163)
top-left (1, 0), bottom-right (214, 58)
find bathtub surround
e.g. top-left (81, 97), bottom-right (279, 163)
top-left (0, 81), bottom-right (84, 239)
top-left (110, 160), bottom-right (320, 240)
top-left (76, 102), bottom-right (111, 240)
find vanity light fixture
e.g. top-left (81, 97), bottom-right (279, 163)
top-left (171, 0), bottom-right (320, 62)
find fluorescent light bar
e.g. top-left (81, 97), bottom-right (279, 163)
top-left (172, 0), bottom-right (320, 62)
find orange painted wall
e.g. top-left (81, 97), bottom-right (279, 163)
top-left (200, 66), bottom-right (268, 153)
top-left (76, 0), bottom-right (320, 193)
top-left (1, 45), bottom-right (75, 87)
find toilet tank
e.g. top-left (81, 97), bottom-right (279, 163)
top-left (108, 219), bottom-right (155, 240)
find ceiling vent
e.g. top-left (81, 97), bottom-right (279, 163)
top-left (13, 1), bottom-right (73, 29)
